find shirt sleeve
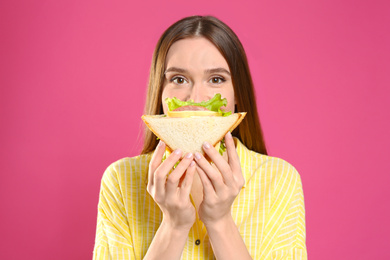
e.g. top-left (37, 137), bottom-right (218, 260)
top-left (258, 163), bottom-right (307, 260)
top-left (271, 171), bottom-right (307, 259)
top-left (93, 164), bottom-right (136, 260)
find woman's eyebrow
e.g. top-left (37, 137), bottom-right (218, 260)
top-left (205, 68), bottom-right (231, 75)
top-left (164, 67), bottom-right (187, 74)
top-left (164, 67), bottom-right (231, 75)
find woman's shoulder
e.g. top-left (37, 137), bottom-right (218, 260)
top-left (101, 153), bottom-right (153, 185)
top-left (237, 139), bottom-right (300, 178)
top-left (244, 151), bottom-right (303, 199)
top-left (256, 153), bottom-right (299, 174)
top-left (105, 153), bottom-right (153, 170)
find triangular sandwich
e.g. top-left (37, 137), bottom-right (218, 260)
top-left (142, 112), bottom-right (246, 155)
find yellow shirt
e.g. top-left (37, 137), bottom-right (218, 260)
top-left (93, 138), bottom-right (307, 259)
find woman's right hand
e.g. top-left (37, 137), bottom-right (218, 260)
top-left (147, 140), bottom-right (196, 231)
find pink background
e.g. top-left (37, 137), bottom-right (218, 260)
top-left (1, 0), bottom-right (389, 259)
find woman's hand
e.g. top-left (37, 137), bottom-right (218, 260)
top-left (147, 141), bottom-right (197, 231)
top-left (195, 132), bottom-right (245, 227)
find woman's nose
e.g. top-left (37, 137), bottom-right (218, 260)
top-left (188, 83), bottom-right (206, 103)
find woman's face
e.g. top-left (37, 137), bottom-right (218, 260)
top-left (162, 37), bottom-right (235, 114)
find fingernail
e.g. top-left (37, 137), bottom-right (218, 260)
top-left (203, 142), bottom-right (211, 149)
top-left (190, 161), bottom-right (195, 167)
top-left (185, 153), bottom-right (193, 159)
top-left (226, 131), bottom-right (232, 139)
top-left (195, 152), bottom-right (201, 160)
top-left (174, 149), bottom-right (182, 155)
top-left (158, 140), bottom-right (165, 146)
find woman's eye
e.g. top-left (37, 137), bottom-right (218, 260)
top-left (209, 77), bottom-right (225, 84)
top-left (171, 76), bottom-right (187, 84)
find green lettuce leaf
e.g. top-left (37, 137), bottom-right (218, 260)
top-left (219, 139), bottom-right (226, 155)
top-left (165, 93), bottom-right (232, 116)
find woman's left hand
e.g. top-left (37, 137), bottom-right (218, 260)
top-left (194, 131), bottom-right (245, 227)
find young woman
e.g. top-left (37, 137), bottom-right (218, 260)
top-left (93, 16), bottom-right (307, 260)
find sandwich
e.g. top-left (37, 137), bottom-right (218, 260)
top-left (141, 94), bottom-right (246, 156)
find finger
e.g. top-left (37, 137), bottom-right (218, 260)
top-left (196, 165), bottom-right (216, 197)
top-left (148, 140), bottom-right (166, 186)
top-left (166, 153), bottom-right (193, 194)
top-left (225, 132), bottom-right (243, 181)
top-left (154, 149), bottom-right (182, 197)
top-left (181, 161), bottom-right (196, 196)
top-left (202, 141), bottom-right (234, 186)
top-left (194, 152), bottom-right (225, 191)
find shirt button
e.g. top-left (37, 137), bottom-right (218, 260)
top-left (195, 239), bottom-right (201, 245)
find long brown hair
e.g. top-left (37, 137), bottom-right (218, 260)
top-left (141, 15), bottom-right (267, 155)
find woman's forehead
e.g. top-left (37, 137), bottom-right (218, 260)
top-left (165, 37), bottom-right (229, 72)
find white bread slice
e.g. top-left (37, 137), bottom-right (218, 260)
top-left (142, 112), bottom-right (246, 155)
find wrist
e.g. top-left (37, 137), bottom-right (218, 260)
top-left (160, 218), bottom-right (192, 236)
top-left (203, 214), bottom-right (234, 233)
